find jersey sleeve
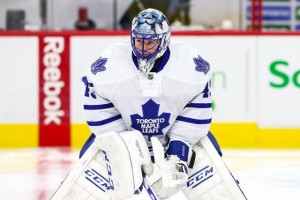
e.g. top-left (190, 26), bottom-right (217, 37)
top-left (167, 49), bottom-right (212, 145)
top-left (168, 81), bottom-right (212, 146)
top-left (82, 75), bottom-right (127, 136)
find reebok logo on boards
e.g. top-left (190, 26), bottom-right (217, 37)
top-left (42, 37), bottom-right (65, 125)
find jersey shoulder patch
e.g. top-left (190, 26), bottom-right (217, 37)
top-left (167, 42), bottom-right (211, 84)
top-left (193, 55), bottom-right (210, 75)
top-left (87, 42), bottom-right (136, 96)
top-left (91, 57), bottom-right (107, 75)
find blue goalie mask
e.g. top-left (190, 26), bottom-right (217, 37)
top-left (131, 8), bottom-right (171, 73)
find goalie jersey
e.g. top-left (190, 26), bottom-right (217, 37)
top-left (83, 41), bottom-right (212, 148)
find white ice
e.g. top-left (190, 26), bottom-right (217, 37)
top-left (0, 148), bottom-right (299, 200)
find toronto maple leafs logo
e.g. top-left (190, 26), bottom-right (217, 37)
top-left (194, 55), bottom-right (210, 75)
top-left (130, 99), bottom-right (170, 141)
top-left (91, 57), bottom-right (107, 75)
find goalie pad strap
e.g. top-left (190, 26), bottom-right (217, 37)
top-left (188, 150), bottom-right (196, 169)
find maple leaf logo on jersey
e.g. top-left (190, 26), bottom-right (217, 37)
top-left (194, 55), bottom-right (210, 75)
top-left (130, 99), bottom-right (170, 141)
top-left (91, 57), bottom-right (107, 75)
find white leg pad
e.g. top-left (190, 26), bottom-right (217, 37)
top-left (51, 130), bottom-right (153, 200)
top-left (51, 135), bottom-right (112, 200)
top-left (183, 136), bottom-right (247, 200)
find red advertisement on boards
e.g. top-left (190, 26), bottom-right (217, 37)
top-left (39, 35), bottom-right (70, 146)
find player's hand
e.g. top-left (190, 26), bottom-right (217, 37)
top-left (149, 137), bottom-right (188, 199)
top-left (151, 156), bottom-right (188, 199)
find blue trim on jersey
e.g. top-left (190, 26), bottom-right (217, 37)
top-left (131, 47), bottom-right (170, 73)
top-left (87, 114), bottom-right (122, 126)
top-left (84, 103), bottom-right (114, 110)
top-left (176, 116), bottom-right (212, 124)
top-left (155, 47), bottom-right (170, 73)
top-left (186, 103), bottom-right (212, 108)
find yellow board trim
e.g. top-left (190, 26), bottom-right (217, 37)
top-left (211, 123), bottom-right (300, 148)
top-left (0, 124), bottom-right (38, 148)
top-left (71, 124), bottom-right (91, 148)
top-left (72, 123), bottom-right (300, 148)
top-left (1, 123), bottom-right (300, 148)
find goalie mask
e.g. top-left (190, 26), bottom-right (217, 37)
top-left (131, 8), bottom-right (171, 74)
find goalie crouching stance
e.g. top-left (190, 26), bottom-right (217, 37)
top-left (52, 8), bottom-right (247, 200)
top-left (52, 130), bottom-right (247, 200)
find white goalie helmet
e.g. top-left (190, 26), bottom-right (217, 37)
top-left (131, 8), bottom-right (172, 73)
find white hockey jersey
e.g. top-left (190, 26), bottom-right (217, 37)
top-left (83, 41), bottom-right (212, 148)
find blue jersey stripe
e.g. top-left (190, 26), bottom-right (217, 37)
top-left (176, 116), bottom-right (212, 124)
top-left (84, 103), bottom-right (114, 110)
top-left (87, 114), bottom-right (122, 126)
top-left (186, 103), bottom-right (212, 108)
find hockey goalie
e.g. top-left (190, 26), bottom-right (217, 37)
top-left (51, 131), bottom-right (247, 200)
top-left (52, 8), bottom-right (247, 200)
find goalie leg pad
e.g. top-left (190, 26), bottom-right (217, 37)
top-left (51, 137), bottom-right (113, 200)
top-left (183, 135), bottom-right (247, 200)
top-left (51, 130), bottom-right (153, 200)
top-left (96, 130), bottom-right (154, 199)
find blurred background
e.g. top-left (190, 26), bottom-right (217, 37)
top-left (0, 0), bottom-right (299, 148)
top-left (0, 0), bottom-right (300, 200)
top-left (0, 0), bottom-right (299, 31)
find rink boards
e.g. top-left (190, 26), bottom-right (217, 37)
top-left (0, 31), bottom-right (300, 148)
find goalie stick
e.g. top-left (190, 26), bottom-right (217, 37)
top-left (142, 172), bottom-right (160, 200)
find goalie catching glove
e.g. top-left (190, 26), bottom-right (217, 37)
top-left (149, 138), bottom-right (192, 199)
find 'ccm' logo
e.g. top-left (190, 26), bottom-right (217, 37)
top-left (42, 37), bottom-right (65, 125)
top-left (187, 165), bottom-right (214, 189)
top-left (102, 150), bottom-right (114, 190)
top-left (84, 168), bottom-right (112, 191)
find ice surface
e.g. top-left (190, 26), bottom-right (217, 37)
top-left (0, 148), bottom-right (299, 200)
